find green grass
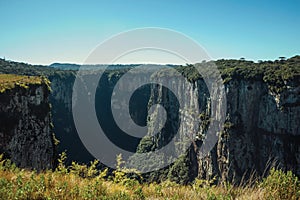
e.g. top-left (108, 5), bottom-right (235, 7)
top-left (0, 154), bottom-right (299, 200)
top-left (0, 74), bottom-right (49, 93)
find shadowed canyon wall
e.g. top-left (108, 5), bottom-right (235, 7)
top-left (0, 77), bottom-right (55, 170)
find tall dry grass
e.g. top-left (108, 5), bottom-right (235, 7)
top-left (0, 154), bottom-right (299, 200)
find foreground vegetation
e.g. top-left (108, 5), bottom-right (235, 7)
top-left (0, 154), bottom-right (299, 200)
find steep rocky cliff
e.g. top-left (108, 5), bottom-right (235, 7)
top-left (196, 79), bottom-right (300, 183)
top-left (48, 63), bottom-right (299, 184)
top-left (0, 74), bottom-right (55, 170)
top-left (47, 70), bottom-right (149, 164)
top-left (140, 60), bottom-right (300, 183)
top-left (47, 72), bottom-right (87, 164)
top-left (0, 57), bottom-right (299, 183)
top-left (44, 59), bottom-right (300, 184)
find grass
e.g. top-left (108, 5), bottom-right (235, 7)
top-left (0, 74), bottom-right (48, 93)
top-left (0, 154), bottom-right (299, 200)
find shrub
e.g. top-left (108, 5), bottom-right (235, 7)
top-left (260, 168), bottom-right (300, 200)
top-left (56, 151), bottom-right (68, 174)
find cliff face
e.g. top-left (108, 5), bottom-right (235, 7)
top-left (0, 58), bottom-right (298, 182)
top-left (48, 73), bottom-right (91, 164)
top-left (201, 80), bottom-right (299, 182)
top-left (48, 67), bottom-right (299, 183)
top-left (147, 77), bottom-right (300, 183)
top-left (48, 71), bottom-right (150, 164)
top-left (0, 76), bottom-right (55, 170)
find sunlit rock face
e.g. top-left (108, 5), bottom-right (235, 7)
top-left (195, 79), bottom-right (300, 183)
top-left (0, 83), bottom-right (55, 170)
top-left (144, 74), bottom-right (299, 183)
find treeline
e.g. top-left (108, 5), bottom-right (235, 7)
top-left (1, 56), bottom-right (299, 92)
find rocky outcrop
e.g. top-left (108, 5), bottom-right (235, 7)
top-left (0, 78), bottom-right (55, 170)
top-left (147, 76), bottom-right (300, 183)
top-left (210, 79), bottom-right (300, 182)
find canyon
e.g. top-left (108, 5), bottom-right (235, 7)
top-left (0, 57), bottom-right (299, 183)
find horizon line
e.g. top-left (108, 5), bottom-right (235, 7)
top-left (1, 54), bottom-right (299, 66)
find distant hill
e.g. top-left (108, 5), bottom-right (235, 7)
top-left (49, 63), bottom-right (81, 70)
top-left (48, 63), bottom-right (177, 70)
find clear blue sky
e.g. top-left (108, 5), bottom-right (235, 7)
top-left (0, 0), bottom-right (299, 65)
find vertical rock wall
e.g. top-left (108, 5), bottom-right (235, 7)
top-left (0, 83), bottom-right (55, 170)
top-left (148, 77), bottom-right (300, 183)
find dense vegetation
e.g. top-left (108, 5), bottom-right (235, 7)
top-left (177, 56), bottom-right (300, 93)
top-left (0, 58), bottom-right (58, 76)
top-left (0, 154), bottom-right (299, 200)
top-left (218, 56), bottom-right (300, 92)
top-left (1, 56), bottom-right (300, 93)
